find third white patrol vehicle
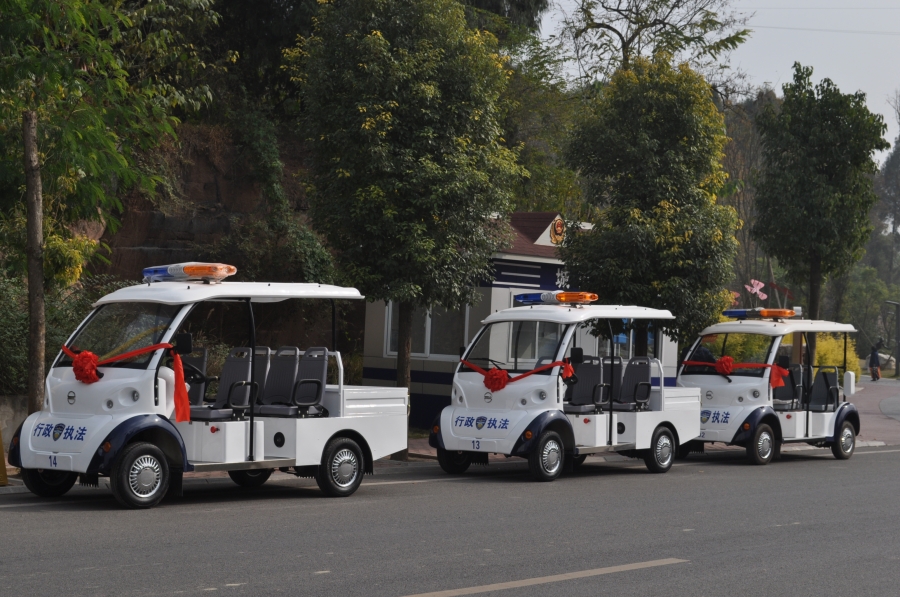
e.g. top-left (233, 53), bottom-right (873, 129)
top-left (429, 292), bottom-right (701, 481)
top-left (677, 308), bottom-right (860, 464)
top-left (8, 263), bottom-right (408, 508)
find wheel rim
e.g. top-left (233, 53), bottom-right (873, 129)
top-left (541, 439), bottom-right (562, 474)
top-left (331, 449), bottom-right (359, 488)
top-left (655, 434), bottom-right (673, 467)
top-left (129, 455), bottom-right (162, 498)
top-left (841, 427), bottom-right (854, 453)
top-left (757, 431), bottom-right (773, 460)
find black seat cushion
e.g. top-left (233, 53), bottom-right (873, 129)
top-left (564, 403), bottom-right (596, 414)
top-left (255, 404), bottom-right (299, 417)
top-left (190, 406), bottom-right (234, 421)
top-left (611, 401), bottom-right (637, 412)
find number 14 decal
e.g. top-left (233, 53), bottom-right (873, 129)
top-left (48, 455), bottom-right (57, 467)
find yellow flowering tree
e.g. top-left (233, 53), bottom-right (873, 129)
top-left (561, 55), bottom-right (739, 346)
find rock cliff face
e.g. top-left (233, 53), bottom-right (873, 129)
top-left (91, 125), bottom-right (366, 357)
top-left (96, 125), bottom-right (264, 280)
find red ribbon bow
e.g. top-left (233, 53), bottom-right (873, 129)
top-left (61, 343), bottom-right (191, 423)
top-left (460, 360), bottom-right (574, 392)
top-left (682, 357), bottom-right (789, 388)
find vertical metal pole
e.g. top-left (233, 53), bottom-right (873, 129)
top-left (804, 332), bottom-right (811, 438)
top-left (246, 298), bottom-right (256, 461)
top-left (607, 320), bottom-right (615, 446)
top-left (843, 333), bottom-right (847, 375)
top-left (331, 299), bottom-right (337, 351)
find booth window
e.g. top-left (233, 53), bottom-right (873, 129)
top-left (386, 302), bottom-right (468, 359)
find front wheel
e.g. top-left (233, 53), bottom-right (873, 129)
top-left (228, 468), bottom-right (273, 488)
top-left (21, 468), bottom-right (78, 498)
top-left (747, 424), bottom-right (775, 465)
top-left (832, 421), bottom-right (855, 460)
top-left (528, 430), bottom-right (564, 482)
top-left (316, 437), bottom-right (364, 497)
top-left (643, 427), bottom-right (675, 473)
top-left (110, 442), bottom-right (170, 509)
top-left (437, 448), bottom-right (471, 474)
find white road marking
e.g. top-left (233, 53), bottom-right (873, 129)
top-left (363, 477), bottom-right (471, 487)
top-left (856, 449), bottom-right (900, 455)
top-left (401, 558), bottom-right (688, 597)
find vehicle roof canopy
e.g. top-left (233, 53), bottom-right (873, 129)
top-left (94, 281), bottom-right (364, 306)
top-left (483, 304), bottom-right (675, 325)
top-left (698, 319), bottom-right (857, 337)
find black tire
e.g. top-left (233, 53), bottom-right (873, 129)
top-left (228, 468), bottom-right (273, 488)
top-left (109, 442), bottom-right (170, 509)
top-left (572, 454), bottom-right (588, 470)
top-left (528, 430), bottom-right (564, 482)
top-left (316, 437), bottom-right (364, 497)
top-left (437, 448), bottom-right (471, 475)
top-left (643, 426), bottom-right (675, 473)
top-left (21, 468), bottom-right (78, 498)
top-left (831, 421), bottom-right (855, 460)
top-left (674, 444), bottom-right (691, 460)
top-left (746, 423), bottom-right (775, 465)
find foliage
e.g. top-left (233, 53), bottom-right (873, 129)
top-left (561, 55), bottom-right (739, 343)
top-left (561, 0), bottom-right (749, 84)
top-left (291, 0), bottom-right (522, 311)
top-left (752, 63), bottom-right (889, 321)
top-left (0, 274), bottom-right (131, 395)
top-left (814, 333), bottom-right (861, 378)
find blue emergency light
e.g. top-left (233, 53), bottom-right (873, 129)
top-left (723, 308), bottom-right (797, 320)
top-left (142, 262), bottom-right (237, 283)
top-left (514, 291), bottom-right (598, 305)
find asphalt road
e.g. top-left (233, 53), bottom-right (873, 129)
top-left (2, 446), bottom-right (900, 597)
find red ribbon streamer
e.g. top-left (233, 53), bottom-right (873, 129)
top-left (682, 356), bottom-right (789, 388)
top-left (61, 343), bottom-right (191, 423)
top-left (460, 360), bottom-right (574, 392)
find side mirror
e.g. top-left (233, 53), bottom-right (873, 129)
top-left (570, 347), bottom-right (584, 364)
top-left (174, 333), bottom-right (193, 355)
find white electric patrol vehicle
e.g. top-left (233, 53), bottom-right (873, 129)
top-left (8, 263), bottom-right (408, 508)
top-left (677, 308), bottom-right (860, 464)
top-left (429, 292), bottom-right (701, 481)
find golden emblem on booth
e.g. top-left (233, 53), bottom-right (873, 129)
top-left (549, 217), bottom-right (565, 245)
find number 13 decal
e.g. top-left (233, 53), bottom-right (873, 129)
top-left (471, 440), bottom-right (480, 450)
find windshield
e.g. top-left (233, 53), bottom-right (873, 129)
top-left (683, 333), bottom-right (776, 377)
top-left (461, 321), bottom-right (569, 375)
top-left (56, 302), bottom-right (183, 369)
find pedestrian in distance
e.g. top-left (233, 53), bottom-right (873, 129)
top-left (869, 346), bottom-right (881, 382)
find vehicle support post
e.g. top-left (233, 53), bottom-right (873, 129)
top-left (607, 320), bottom-right (615, 446)
top-left (331, 299), bottom-right (337, 351)
top-left (246, 297), bottom-right (256, 461)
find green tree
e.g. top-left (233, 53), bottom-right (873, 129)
top-left (0, 0), bottom-right (212, 413)
top-left (753, 63), bottom-right (888, 358)
top-left (561, 55), bottom-right (739, 346)
top-left (292, 0), bottom-right (522, 388)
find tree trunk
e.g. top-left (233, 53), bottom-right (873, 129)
top-left (807, 256), bottom-right (822, 366)
top-left (767, 258), bottom-right (782, 309)
top-left (24, 111), bottom-right (45, 415)
top-left (392, 301), bottom-right (414, 461)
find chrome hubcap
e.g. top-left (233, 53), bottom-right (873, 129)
top-left (655, 435), bottom-right (673, 467)
top-left (757, 432), bottom-right (773, 460)
top-left (331, 449), bottom-right (359, 488)
top-left (541, 439), bottom-right (561, 474)
top-left (841, 428), bottom-right (854, 453)
top-left (129, 455), bottom-right (162, 498)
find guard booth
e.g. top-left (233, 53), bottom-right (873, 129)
top-left (360, 212), bottom-right (669, 429)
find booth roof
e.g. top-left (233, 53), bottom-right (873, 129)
top-left (483, 304), bottom-right (675, 325)
top-left (698, 319), bottom-right (857, 337)
top-left (94, 281), bottom-right (364, 306)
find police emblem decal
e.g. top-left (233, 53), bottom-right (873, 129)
top-left (52, 423), bottom-right (66, 441)
top-left (700, 410), bottom-right (711, 424)
top-left (475, 416), bottom-right (487, 430)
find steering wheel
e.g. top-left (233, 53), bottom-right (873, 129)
top-left (563, 373), bottom-right (579, 387)
top-left (180, 361), bottom-right (210, 386)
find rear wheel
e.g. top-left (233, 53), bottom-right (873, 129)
top-left (437, 448), bottom-right (471, 474)
top-left (21, 468), bottom-right (78, 498)
top-left (110, 442), bottom-right (170, 509)
top-left (643, 427), bottom-right (675, 473)
top-left (571, 454), bottom-right (588, 470)
top-left (831, 421), bottom-right (855, 460)
top-left (316, 437), bottom-right (364, 497)
top-left (747, 424), bottom-right (775, 465)
top-left (228, 468), bottom-right (273, 488)
top-left (528, 431), bottom-right (564, 482)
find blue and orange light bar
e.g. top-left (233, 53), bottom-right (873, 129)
top-left (143, 262), bottom-right (237, 283)
top-left (514, 291), bottom-right (598, 305)
top-left (723, 308), bottom-right (797, 320)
